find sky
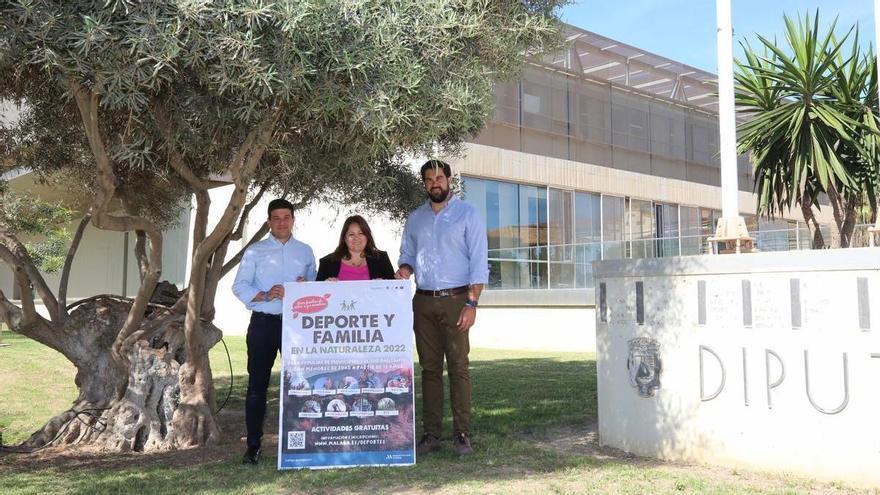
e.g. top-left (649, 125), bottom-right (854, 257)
top-left (560, 0), bottom-right (876, 73)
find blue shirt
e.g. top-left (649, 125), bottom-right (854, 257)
top-left (232, 235), bottom-right (317, 315)
top-left (398, 195), bottom-right (489, 290)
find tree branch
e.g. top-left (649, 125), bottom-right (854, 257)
top-left (201, 236), bottom-right (230, 319)
top-left (154, 103), bottom-right (211, 246)
top-left (9, 259), bottom-right (37, 329)
top-left (134, 230), bottom-right (148, 281)
top-left (69, 80), bottom-right (164, 371)
top-left (0, 233), bottom-right (53, 337)
top-left (154, 104), bottom-right (210, 193)
top-left (0, 229), bottom-right (60, 323)
top-left (220, 223), bottom-right (269, 278)
top-left (58, 213), bottom-right (91, 326)
top-left (230, 180), bottom-right (270, 241)
top-left (0, 257), bottom-right (57, 351)
top-left (182, 108), bottom-right (281, 365)
top-left (0, 287), bottom-right (27, 335)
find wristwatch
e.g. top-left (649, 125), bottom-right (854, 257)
top-left (465, 299), bottom-right (479, 308)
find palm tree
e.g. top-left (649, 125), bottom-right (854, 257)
top-left (735, 12), bottom-right (879, 247)
top-left (830, 35), bottom-right (880, 232)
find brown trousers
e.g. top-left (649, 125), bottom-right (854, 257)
top-left (412, 293), bottom-right (471, 437)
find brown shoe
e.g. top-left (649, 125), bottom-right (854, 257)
top-left (416, 434), bottom-right (441, 456)
top-left (453, 433), bottom-right (473, 456)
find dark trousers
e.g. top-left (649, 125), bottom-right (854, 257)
top-left (413, 293), bottom-right (471, 437)
top-left (245, 311), bottom-right (282, 449)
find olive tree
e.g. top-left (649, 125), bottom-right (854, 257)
top-left (0, 0), bottom-right (564, 451)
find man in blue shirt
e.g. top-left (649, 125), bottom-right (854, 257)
top-left (396, 160), bottom-right (489, 457)
top-left (233, 198), bottom-right (316, 464)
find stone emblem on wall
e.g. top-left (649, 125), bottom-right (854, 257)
top-left (627, 337), bottom-right (662, 397)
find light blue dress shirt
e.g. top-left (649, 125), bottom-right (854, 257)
top-left (232, 235), bottom-right (317, 315)
top-left (398, 195), bottom-right (489, 290)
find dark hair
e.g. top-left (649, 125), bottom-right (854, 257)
top-left (331, 215), bottom-right (379, 260)
top-left (420, 160), bottom-right (452, 181)
top-left (267, 198), bottom-right (295, 217)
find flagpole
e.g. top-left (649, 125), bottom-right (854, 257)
top-left (711, 0), bottom-right (752, 253)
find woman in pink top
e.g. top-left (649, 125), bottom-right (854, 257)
top-left (316, 215), bottom-right (395, 281)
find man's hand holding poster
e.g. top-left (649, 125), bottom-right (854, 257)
top-left (278, 280), bottom-right (415, 469)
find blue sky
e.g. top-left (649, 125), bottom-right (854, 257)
top-left (561, 0), bottom-right (876, 73)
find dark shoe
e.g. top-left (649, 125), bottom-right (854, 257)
top-left (416, 434), bottom-right (441, 456)
top-left (242, 445), bottom-right (261, 464)
top-left (453, 433), bottom-right (473, 456)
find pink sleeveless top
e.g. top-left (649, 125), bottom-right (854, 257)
top-left (338, 262), bottom-right (370, 281)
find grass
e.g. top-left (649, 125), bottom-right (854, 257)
top-left (0, 330), bottom-right (78, 446)
top-left (0, 329), bottom-right (874, 495)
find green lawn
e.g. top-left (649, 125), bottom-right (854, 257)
top-left (0, 329), bottom-right (873, 495)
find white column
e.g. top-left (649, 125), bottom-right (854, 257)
top-left (716, 0), bottom-right (740, 220)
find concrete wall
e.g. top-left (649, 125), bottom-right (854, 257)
top-left (594, 248), bottom-right (880, 486)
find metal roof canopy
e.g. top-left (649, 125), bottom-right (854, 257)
top-left (542, 24), bottom-right (721, 114)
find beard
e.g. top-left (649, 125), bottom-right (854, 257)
top-left (427, 187), bottom-right (449, 203)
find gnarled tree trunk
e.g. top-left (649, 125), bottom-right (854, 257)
top-left (17, 291), bottom-right (222, 452)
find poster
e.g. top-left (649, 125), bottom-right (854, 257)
top-left (278, 279), bottom-right (416, 470)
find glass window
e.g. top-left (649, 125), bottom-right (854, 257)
top-left (462, 176), bottom-right (548, 290)
top-left (602, 195), bottom-right (625, 259)
top-left (463, 177), bottom-right (517, 289)
top-left (700, 208), bottom-right (719, 236)
top-left (519, 185), bottom-right (547, 264)
top-left (680, 206), bottom-right (701, 255)
top-left (628, 198), bottom-right (655, 258)
top-left (655, 203), bottom-right (679, 257)
top-left (548, 188), bottom-right (572, 248)
top-left (574, 192), bottom-right (601, 244)
top-left (574, 191), bottom-right (602, 288)
top-left (463, 177), bottom-right (519, 259)
top-left (488, 260), bottom-right (547, 290)
top-left (548, 189), bottom-right (575, 289)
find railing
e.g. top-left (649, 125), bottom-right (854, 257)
top-left (486, 224), bottom-right (879, 290)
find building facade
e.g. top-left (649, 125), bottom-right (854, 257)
top-left (434, 26), bottom-right (819, 350)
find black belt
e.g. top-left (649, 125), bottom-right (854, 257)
top-left (415, 285), bottom-right (469, 297)
top-left (254, 311), bottom-right (281, 320)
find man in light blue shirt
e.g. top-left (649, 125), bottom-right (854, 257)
top-left (395, 160), bottom-right (488, 457)
top-left (232, 198), bottom-right (316, 464)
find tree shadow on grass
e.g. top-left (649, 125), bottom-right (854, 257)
top-left (0, 355), bottom-right (656, 495)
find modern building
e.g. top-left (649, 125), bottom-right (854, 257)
top-left (433, 25), bottom-right (822, 350)
top-left (1, 24), bottom-right (826, 352)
